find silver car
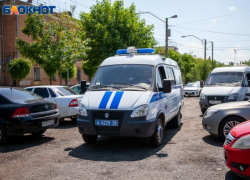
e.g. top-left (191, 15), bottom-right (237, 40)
top-left (202, 93), bottom-right (250, 139)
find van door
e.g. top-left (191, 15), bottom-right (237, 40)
top-left (156, 66), bottom-right (171, 124)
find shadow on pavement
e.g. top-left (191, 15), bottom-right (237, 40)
top-left (55, 119), bottom-right (77, 129)
top-left (202, 135), bottom-right (224, 147)
top-left (0, 135), bottom-right (54, 153)
top-left (67, 124), bottom-right (182, 162)
top-left (225, 171), bottom-right (245, 180)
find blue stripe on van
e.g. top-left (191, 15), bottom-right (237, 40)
top-left (99, 91), bottom-right (112, 109)
top-left (110, 91), bottom-right (124, 109)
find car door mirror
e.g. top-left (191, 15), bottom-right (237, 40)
top-left (200, 81), bottom-right (204, 88)
top-left (81, 80), bottom-right (87, 93)
top-left (163, 79), bottom-right (172, 93)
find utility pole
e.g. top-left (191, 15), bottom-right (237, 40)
top-left (204, 39), bottom-right (207, 61)
top-left (209, 41), bottom-right (214, 69)
top-left (234, 49), bottom-right (236, 66)
top-left (165, 18), bottom-right (168, 58)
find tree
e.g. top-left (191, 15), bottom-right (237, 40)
top-left (60, 65), bottom-right (77, 85)
top-left (79, 0), bottom-right (154, 78)
top-left (16, 13), bottom-right (89, 85)
top-left (8, 58), bottom-right (32, 86)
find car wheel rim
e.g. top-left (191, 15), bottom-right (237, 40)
top-left (223, 121), bottom-right (240, 137)
top-left (157, 120), bottom-right (163, 143)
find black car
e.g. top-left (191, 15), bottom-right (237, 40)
top-left (0, 88), bottom-right (60, 145)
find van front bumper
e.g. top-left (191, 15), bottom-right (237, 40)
top-left (77, 110), bottom-right (157, 138)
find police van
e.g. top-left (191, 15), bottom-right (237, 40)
top-left (78, 47), bottom-right (184, 147)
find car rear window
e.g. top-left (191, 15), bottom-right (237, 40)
top-left (54, 87), bottom-right (77, 96)
top-left (0, 88), bottom-right (43, 102)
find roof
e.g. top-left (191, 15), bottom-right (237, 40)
top-left (212, 66), bottom-right (250, 73)
top-left (100, 54), bottom-right (178, 67)
top-left (26, 86), bottom-right (67, 88)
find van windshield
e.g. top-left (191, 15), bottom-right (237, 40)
top-left (91, 65), bottom-right (154, 90)
top-left (205, 72), bottom-right (243, 86)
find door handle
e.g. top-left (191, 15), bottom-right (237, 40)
top-left (165, 104), bottom-right (168, 109)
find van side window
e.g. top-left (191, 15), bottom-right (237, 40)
top-left (166, 67), bottom-right (176, 86)
top-left (156, 66), bottom-right (167, 90)
top-left (173, 67), bottom-right (182, 85)
top-left (246, 73), bottom-right (250, 86)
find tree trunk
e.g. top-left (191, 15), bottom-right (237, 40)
top-left (50, 77), bottom-right (52, 85)
top-left (59, 68), bottom-right (63, 85)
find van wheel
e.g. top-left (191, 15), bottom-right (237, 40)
top-left (172, 111), bottom-right (181, 128)
top-left (0, 124), bottom-right (8, 146)
top-left (219, 117), bottom-right (244, 139)
top-left (32, 130), bottom-right (47, 137)
top-left (82, 135), bottom-right (98, 144)
top-left (201, 108), bottom-right (207, 114)
top-left (150, 118), bottom-right (164, 147)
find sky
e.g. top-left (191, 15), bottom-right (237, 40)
top-left (29, 0), bottom-right (250, 65)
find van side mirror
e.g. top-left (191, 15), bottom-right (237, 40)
top-left (163, 79), bottom-right (172, 93)
top-left (81, 80), bottom-right (87, 94)
top-left (246, 93), bottom-right (250, 96)
top-left (200, 81), bottom-right (204, 88)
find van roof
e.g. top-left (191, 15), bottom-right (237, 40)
top-left (100, 54), bottom-right (178, 67)
top-left (212, 66), bottom-right (250, 73)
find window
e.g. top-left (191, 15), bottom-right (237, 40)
top-left (6, 56), bottom-right (11, 72)
top-left (156, 66), bottom-right (167, 90)
top-left (25, 88), bottom-right (33, 92)
top-left (54, 87), bottom-right (77, 96)
top-left (49, 88), bottom-right (57, 97)
top-left (34, 68), bottom-right (40, 81)
top-left (173, 67), bottom-right (182, 85)
top-left (206, 72), bottom-right (243, 86)
top-left (53, 75), bottom-right (56, 81)
top-left (0, 95), bottom-right (10, 104)
top-left (34, 88), bottom-right (49, 98)
top-left (77, 70), bottom-right (81, 82)
top-left (156, 70), bottom-right (163, 88)
top-left (165, 67), bottom-right (176, 86)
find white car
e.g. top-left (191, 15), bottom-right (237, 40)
top-left (184, 81), bottom-right (203, 97)
top-left (25, 86), bottom-right (83, 121)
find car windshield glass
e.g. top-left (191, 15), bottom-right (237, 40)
top-left (0, 88), bottom-right (42, 102)
top-left (186, 83), bottom-right (198, 87)
top-left (54, 87), bottom-right (77, 96)
top-left (205, 72), bottom-right (243, 86)
top-left (91, 65), bottom-right (154, 90)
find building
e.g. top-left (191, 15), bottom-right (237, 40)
top-left (0, 0), bottom-right (89, 86)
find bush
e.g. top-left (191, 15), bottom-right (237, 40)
top-left (8, 58), bottom-right (32, 81)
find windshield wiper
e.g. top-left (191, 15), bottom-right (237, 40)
top-left (91, 85), bottom-right (120, 90)
top-left (112, 83), bottom-right (148, 90)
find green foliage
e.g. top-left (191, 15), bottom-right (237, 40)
top-left (16, 13), bottom-right (90, 84)
top-left (60, 65), bottom-right (77, 84)
top-left (79, 0), bottom-right (154, 78)
top-left (8, 58), bottom-right (32, 81)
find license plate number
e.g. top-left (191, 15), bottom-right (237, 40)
top-left (95, 120), bottom-right (118, 126)
top-left (209, 100), bottom-right (222, 105)
top-left (42, 120), bottom-right (55, 127)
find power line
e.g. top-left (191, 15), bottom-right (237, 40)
top-left (172, 10), bottom-right (250, 26)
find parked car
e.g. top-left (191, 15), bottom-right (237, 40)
top-left (199, 66), bottom-right (250, 114)
top-left (224, 120), bottom-right (250, 179)
top-left (202, 93), bottom-right (250, 139)
top-left (25, 86), bottom-right (83, 121)
top-left (184, 81), bottom-right (203, 97)
top-left (70, 83), bottom-right (90, 94)
top-left (77, 47), bottom-right (184, 147)
top-left (0, 88), bottom-right (60, 145)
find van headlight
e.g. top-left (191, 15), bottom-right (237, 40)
top-left (200, 93), bottom-right (205, 100)
top-left (204, 109), bottom-right (220, 118)
top-left (131, 105), bottom-right (148, 117)
top-left (228, 93), bottom-right (238, 100)
top-left (232, 135), bottom-right (250, 149)
top-left (79, 104), bottom-right (87, 116)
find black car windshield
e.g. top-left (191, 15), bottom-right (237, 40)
top-left (0, 88), bottom-right (42, 102)
top-left (186, 83), bottom-right (198, 87)
top-left (54, 87), bottom-right (77, 96)
top-left (91, 65), bottom-right (154, 90)
top-left (205, 72), bottom-right (243, 86)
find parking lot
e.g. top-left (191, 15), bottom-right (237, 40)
top-left (0, 97), bottom-right (244, 180)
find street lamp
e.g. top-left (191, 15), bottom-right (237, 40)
top-left (181, 35), bottom-right (207, 61)
top-left (166, 15), bottom-right (178, 57)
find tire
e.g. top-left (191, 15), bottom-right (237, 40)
top-left (150, 117), bottom-right (164, 147)
top-left (82, 134), bottom-right (98, 144)
top-left (0, 124), bottom-right (8, 145)
top-left (219, 117), bottom-right (244, 139)
top-left (201, 108), bottom-right (207, 114)
top-left (32, 129), bottom-right (47, 137)
top-left (172, 111), bottom-right (182, 129)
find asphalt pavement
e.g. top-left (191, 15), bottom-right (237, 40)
top-left (0, 97), bottom-right (245, 180)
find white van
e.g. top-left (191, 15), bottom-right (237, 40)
top-left (77, 47), bottom-right (184, 147)
top-left (199, 66), bottom-right (250, 114)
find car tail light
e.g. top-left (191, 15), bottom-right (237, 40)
top-left (69, 99), bottom-right (78, 107)
top-left (11, 107), bottom-right (30, 118)
top-left (56, 103), bottom-right (58, 109)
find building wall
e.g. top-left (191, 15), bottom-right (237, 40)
top-left (0, 7), bottom-right (89, 87)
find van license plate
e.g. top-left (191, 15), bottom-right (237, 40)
top-left (95, 120), bottom-right (118, 126)
top-left (42, 120), bottom-right (55, 127)
top-left (209, 100), bottom-right (222, 105)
